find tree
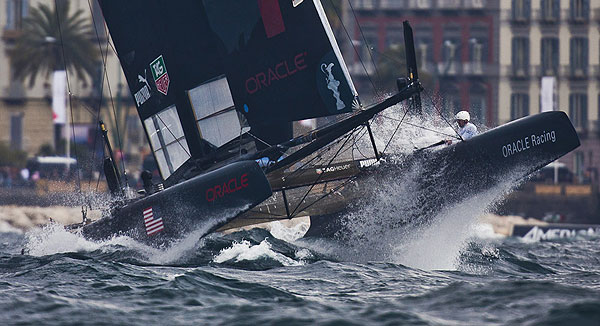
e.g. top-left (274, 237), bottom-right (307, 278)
top-left (9, 0), bottom-right (99, 87)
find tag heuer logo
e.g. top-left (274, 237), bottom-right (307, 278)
top-left (150, 55), bottom-right (170, 96)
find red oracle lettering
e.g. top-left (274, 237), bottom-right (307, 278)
top-left (246, 77), bottom-right (259, 94)
top-left (241, 173), bottom-right (249, 188)
top-left (206, 188), bottom-right (216, 202)
top-left (275, 62), bottom-right (288, 78)
top-left (295, 52), bottom-right (308, 70)
top-left (205, 173), bottom-right (250, 202)
top-left (244, 52), bottom-right (308, 95)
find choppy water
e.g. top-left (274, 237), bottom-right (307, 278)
top-left (1, 220), bottom-right (599, 326)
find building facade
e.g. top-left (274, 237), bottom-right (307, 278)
top-left (499, 0), bottom-right (600, 182)
top-left (347, 0), bottom-right (500, 126)
top-left (0, 0), bottom-right (144, 170)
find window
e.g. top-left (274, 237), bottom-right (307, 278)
top-left (10, 113), bottom-right (23, 150)
top-left (385, 25), bottom-right (403, 49)
top-left (511, 93), bottom-right (529, 120)
top-left (470, 84), bottom-right (487, 124)
top-left (512, 37), bottom-right (529, 76)
top-left (143, 105), bottom-right (190, 179)
top-left (570, 38), bottom-right (588, 77)
top-left (541, 0), bottom-right (559, 22)
top-left (541, 38), bottom-right (559, 76)
top-left (5, 0), bottom-right (28, 31)
top-left (574, 151), bottom-right (584, 183)
top-left (363, 26), bottom-right (378, 71)
top-left (442, 25), bottom-right (460, 75)
top-left (512, 0), bottom-right (531, 22)
top-left (570, 0), bottom-right (589, 22)
top-left (569, 93), bottom-right (588, 129)
top-left (441, 86), bottom-right (461, 119)
top-left (187, 76), bottom-right (241, 149)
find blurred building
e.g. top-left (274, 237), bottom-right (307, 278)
top-left (0, 0), bottom-right (144, 172)
top-left (498, 0), bottom-right (600, 183)
top-left (345, 0), bottom-right (500, 126)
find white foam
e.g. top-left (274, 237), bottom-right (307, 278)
top-left (268, 218), bottom-right (310, 242)
top-left (213, 239), bottom-right (303, 266)
top-left (24, 223), bottom-right (102, 256)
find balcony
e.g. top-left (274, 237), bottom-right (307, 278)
top-left (565, 66), bottom-right (588, 80)
top-left (592, 65), bottom-right (600, 79)
top-left (533, 65), bottom-right (559, 77)
top-left (504, 65), bottom-right (531, 79)
top-left (534, 9), bottom-right (560, 24)
top-left (437, 0), bottom-right (461, 10)
top-left (565, 9), bottom-right (589, 24)
top-left (2, 83), bottom-right (26, 104)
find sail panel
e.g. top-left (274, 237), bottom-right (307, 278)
top-left (142, 105), bottom-right (191, 179)
top-left (99, 0), bottom-right (357, 181)
top-left (203, 0), bottom-right (357, 123)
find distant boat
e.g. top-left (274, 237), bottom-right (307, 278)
top-left (66, 0), bottom-right (579, 245)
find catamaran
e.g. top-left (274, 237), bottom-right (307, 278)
top-left (69, 0), bottom-right (580, 244)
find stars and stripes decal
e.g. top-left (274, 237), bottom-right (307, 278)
top-left (143, 207), bottom-right (164, 236)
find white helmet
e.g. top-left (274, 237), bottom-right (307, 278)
top-left (455, 111), bottom-right (470, 121)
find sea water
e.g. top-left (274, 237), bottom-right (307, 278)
top-left (1, 218), bottom-right (599, 325)
top-left (2, 112), bottom-right (598, 325)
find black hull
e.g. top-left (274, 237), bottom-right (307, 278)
top-left (305, 111), bottom-right (581, 238)
top-left (79, 161), bottom-right (272, 245)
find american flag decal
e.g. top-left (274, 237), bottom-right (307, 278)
top-left (143, 207), bottom-right (164, 236)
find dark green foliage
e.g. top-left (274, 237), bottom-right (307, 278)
top-left (0, 142), bottom-right (27, 168)
top-left (10, 0), bottom-right (99, 87)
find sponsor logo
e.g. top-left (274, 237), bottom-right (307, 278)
top-left (245, 52), bottom-right (308, 95)
top-left (522, 225), bottom-right (599, 241)
top-left (143, 207), bottom-right (164, 236)
top-left (206, 173), bottom-right (249, 202)
top-left (359, 159), bottom-right (378, 168)
top-left (321, 62), bottom-right (345, 110)
top-left (316, 164), bottom-right (351, 175)
top-left (502, 130), bottom-right (556, 158)
top-left (150, 55), bottom-right (170, 96)
top-left (134, 69), bottom-right (151, 107)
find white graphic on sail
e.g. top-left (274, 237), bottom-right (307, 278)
top-left (321, 62), bottom-right (345, 110)
top-left (134, 69), bottom-right (151, 107)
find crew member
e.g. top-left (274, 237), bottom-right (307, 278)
top-left (446, 110), bottom-right (477, 144)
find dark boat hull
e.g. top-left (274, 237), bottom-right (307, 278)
top-left (305, 111), bottom-right (581, 237)
top-left (80, 161), bottom-right (272, 245)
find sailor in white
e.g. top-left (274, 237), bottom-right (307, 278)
top-left (446, 110), bottom-right (477, 144)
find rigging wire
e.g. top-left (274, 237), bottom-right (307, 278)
top-left (343, 0), bottom-right (383, 96)
top-left (53, 0), bottom-right (82, 201)
top-left (87, 0), bottom-right (113, 197)
top-left (327, 0), bottom-right (380, 98)
top-left (288, 128), bottom-right (357, 217)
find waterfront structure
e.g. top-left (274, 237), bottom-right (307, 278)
top-left (499, 0), bottom-right (600, 182)
top-left (0, 0), bottom-right (143, 166)
top-left (346, 0), bottom-right (500, 126)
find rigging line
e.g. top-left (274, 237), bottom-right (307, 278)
top-left (422, 90), bottom-right (463, 141)
top-left (93, 13), bottom-right (129, 185)
top-left (345, 0), bottom-right (383, 95)
top-left (381, 104), bottom-right (410, 154)
top-left (327, 0), bottom-right (380, 97)
top-left (283, 124), bottom-right (363, 180)
top-left (154, 113), bottom-right (191, 158)
top-left (289, 129), bottom-right (356, 218)
top-left (87, 0), bottom-right (111, 196)
top-left (246, 132), bottom-right (272, 148)
top-left (351, 127), bottom-right (372, 159)
top-left (377, 114), bottom-right (460, 139)
top-left (289, 150), bottom-right (382, 218)
top-left (53, 0), bottom-right (82, 197)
